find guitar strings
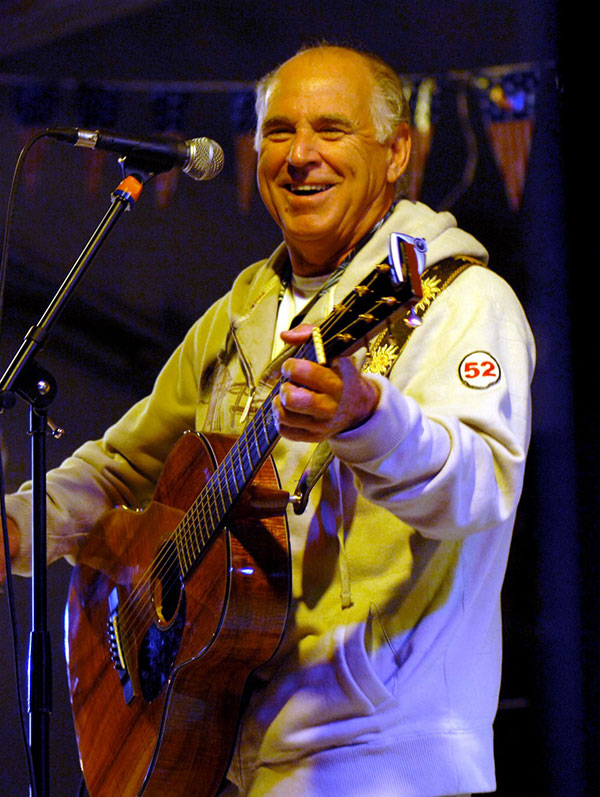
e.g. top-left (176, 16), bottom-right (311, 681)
top-left (113, 388), bottom-right (283, 644)
top-left (113, 376), bottom-right (286, 643)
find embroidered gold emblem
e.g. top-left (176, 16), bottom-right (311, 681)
top-left (415, 274), bottom-right (442, 313)
top-left (363, 332), bottom-right (400, 375)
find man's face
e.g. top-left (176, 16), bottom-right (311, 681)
top-left (257, 49), bottom-right (408, 275)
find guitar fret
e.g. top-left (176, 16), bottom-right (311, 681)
top-left (223, 452), bottom-right (239, 498)
top-left (264, 406), bottom-right (278, 440)
top-left (188, 508), bottom-right (204, 551)
top-left (257, 409), bottom-right (271, 450)
top-left (202, 485), bottom-right (221, 535)
top-left (177, 513), bottom-right (201, 578)
top-left (249, 431), bottom-right (260, 465)
top-left (248, 424), bottom-right (261, 465)
top-left (174, 523), bottom-right (190, 575)
top-left (183, 515), bottom-right (199, 562)
top-left (220, 461), bottom-right (234, 504)
top-left (191, 502), bottom-right (211, 554)
top-left (238, 432), bottom-right (254, 479)
top-left (217, 463), bottom-right (234, 515)
top-left (232, 444), bottom-right (246, 486)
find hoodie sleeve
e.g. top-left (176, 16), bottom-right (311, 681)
top-left (328, 266), bottom-right (535, 540)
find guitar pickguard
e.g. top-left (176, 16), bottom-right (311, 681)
top-left (138, 590), bottom-right (186, 703)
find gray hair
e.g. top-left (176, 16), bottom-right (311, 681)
top-left (253, 44), bottom-right (410, 151)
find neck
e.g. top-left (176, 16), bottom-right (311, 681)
top-left (287, 244), bottom-right (345, 277)
top-left (286, 198), bottom-right (397, 278)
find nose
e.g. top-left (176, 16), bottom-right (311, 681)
top-left (287, 128), bottom-right (320, 168)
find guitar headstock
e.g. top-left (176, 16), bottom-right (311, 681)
top-left (309, 233), bottom-right (427, 364)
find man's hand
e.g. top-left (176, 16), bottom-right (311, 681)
top-left (273, 325), bottom-right (380, 443)
top-left (1, 516), bottom-right (20, 584)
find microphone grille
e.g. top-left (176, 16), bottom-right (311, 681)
top-left (184, 137), bottom-right (225, 181)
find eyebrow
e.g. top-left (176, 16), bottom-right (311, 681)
top-left (261, 113), bottom-right (356, 134)
top-left (261, 115), bottom-right (294, 134)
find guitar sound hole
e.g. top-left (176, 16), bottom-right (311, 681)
top-left (151, 539), bottom-right (183, 626)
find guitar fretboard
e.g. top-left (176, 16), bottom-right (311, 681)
top-left (173, 338), bottom-right (318, 579)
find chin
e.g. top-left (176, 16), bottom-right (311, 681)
top-left (282, 215), bottom-right (342, 240)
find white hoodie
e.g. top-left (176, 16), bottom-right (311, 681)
top-left (6, 201), bottom-right (535, 796)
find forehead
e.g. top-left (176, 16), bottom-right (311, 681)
top-left (263, 50), bottom-right (376, 120)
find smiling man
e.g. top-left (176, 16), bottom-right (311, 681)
top-left (255, 47), bottom-right (410, 277)
top-left (3, 45), bottom-right (535, 796)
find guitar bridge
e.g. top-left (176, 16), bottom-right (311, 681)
top-left (107, 587), bottom-right (135, 704)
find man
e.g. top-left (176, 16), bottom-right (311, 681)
top-left (3, 45), bottom-right (535, 795)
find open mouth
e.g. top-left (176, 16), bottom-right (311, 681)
top-left (285, 184), bottom-right (333, 196)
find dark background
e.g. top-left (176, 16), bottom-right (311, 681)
top-left (0, 1), bottom-right (595, 795)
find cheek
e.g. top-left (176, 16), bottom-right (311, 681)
top-left (256, 156), bottom-right (274, 200)
top-left (256, 160), bottom-right (283, 223)
top-left (257, 149), bottom-right (283, 192)
top-left (334, 143), bottom-right (384, 185)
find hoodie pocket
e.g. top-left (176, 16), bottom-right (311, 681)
top-left (336, 614), bottom-right (398, 710)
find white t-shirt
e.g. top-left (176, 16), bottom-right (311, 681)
top-left (272, 272), bottom-right (330, 358)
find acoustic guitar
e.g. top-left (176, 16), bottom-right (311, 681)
top-left (65, 233), bottom-right (425, 795)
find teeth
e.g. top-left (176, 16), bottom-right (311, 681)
top-left (288, 184), bottom-right (331, 194)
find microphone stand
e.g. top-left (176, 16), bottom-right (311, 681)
top-left (0, 160), bottom-right (151, 796)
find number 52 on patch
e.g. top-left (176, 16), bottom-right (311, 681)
top-left (459, 352), bottom-right (501, 389)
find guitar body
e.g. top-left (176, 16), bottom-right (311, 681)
top-left (65, 431), bottom-right (291, 796)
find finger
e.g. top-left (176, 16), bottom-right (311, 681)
top-left (276, 424), bottom-right (328, 443)
top-left (279, 382), bottom-right (339, 420)
top-left (282, 358), bottom-right (343, 399)
top-left (280, 323), bottom-right (314, 346)
top-left (273, 397), bottom-right (333, 442)
top-left (330, 354), bottom-right (362, 383)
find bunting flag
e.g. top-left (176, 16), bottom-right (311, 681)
top-left (405, 77), bottom-right (439, 202)
top-left (75, 84), bottom-right (120, 197)
top-left (11, 82), bottom-right (58, 193)
top-left (476, 68), bottom-right (539, 211)
top-left (1, 61), bottom-right (553, 213)
top-left (231, 91), bottom-right (258, 215)
top-left (150, 90), bottom-right (190, 209)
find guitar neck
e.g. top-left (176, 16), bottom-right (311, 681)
top-left (172, 337), bottom-right (320, 580)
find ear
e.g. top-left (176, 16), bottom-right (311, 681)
top-left (386, 123), bottom-right (411, 184)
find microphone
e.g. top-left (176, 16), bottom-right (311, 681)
top-left (45, 126), bottom-right (225, 181)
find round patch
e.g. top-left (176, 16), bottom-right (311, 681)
top-left (459, 352), bottom-right (501, 389)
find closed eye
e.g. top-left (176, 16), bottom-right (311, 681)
top-left (315, 115), bottom-right (355, 137)
top-left (265, 129), bottom-right (294, 141)
top-left (261, 117), bottom-right (295, 140)
top-left (318, 128), bottom-right (347, 139)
